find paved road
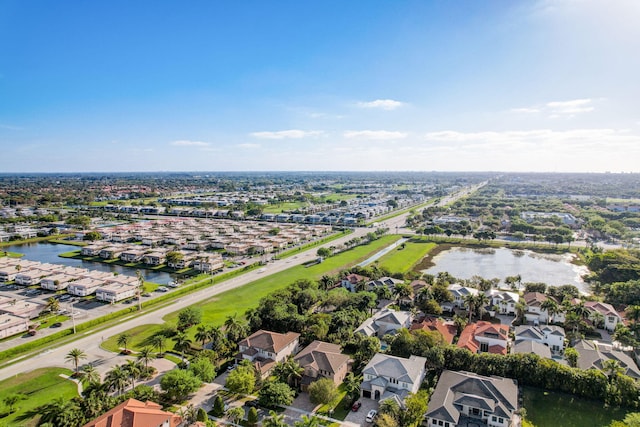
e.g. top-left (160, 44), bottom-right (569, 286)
top-left (0, 184), bottom-right (483, 382)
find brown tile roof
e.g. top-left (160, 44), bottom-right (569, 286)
top-left (410, 317), bottom-right (457, 344)
top-left (294, 340), bottom-right (350, 374)
top-left (457, 321), bottom-right (508, 355)
top-left (82, 398), bottom-right (181, 427)
top-left (239, 329), bottom-right (300, 353)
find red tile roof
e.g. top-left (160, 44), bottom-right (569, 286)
top-left (82, 398), bottom-right (181, 427)
top-left (410, 317), bottom-right (457, 344)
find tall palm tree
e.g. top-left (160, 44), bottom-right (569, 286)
top-left (65, 348), bottom-right (87, 375)
top-left (224, 313), bottom-right (248, 342)
top-left (82, 364), bottom-right (101, 385)
top-left (541, 299), bottom-right (559, 324)
top-left (603, 359), bottom-right (624, 384)
top-left (104, 365), bottom-right (129, 396)
top-left (151, 334), bottom-right (167, 356)
top-left (45, 296), bottom-right (60, 313)
top-left (572, 302), bottom-right (590, 320)
top-left (172, 332), bottom-right (192, 362)
top-left (463, 294), bottom-right (476, 322)
top-left (273, 357), bottom-right (304, 388)
top-left (263, 410), bottom-right (287, 427)
top-left (195, 324), bottom-right (214, 348)
top-left (474, 293), bottom-right (490, 319)
top-left (117, 333), bottom-right (131, 354)
top-left (136, 347), bottom-right (154, 370)
top-left (343, 372), bottom-right (362, 402)
top-left (123, 359), bottom-right (141, 390)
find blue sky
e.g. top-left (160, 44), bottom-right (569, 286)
top-left (1, 0), bottom-right (639, 173)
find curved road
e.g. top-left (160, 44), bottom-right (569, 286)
top-left (0, 184), bottom-right (483, 381)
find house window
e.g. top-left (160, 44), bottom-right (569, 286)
top-left (492, 416), bottom-right (497, 422)
top-left (389, 377), bottom-right (398, 384)
top-left (480, 342), bottom-right (489, 352)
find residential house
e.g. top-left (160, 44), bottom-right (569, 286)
top-left (442, 284), bottom-right (479, 312)
top-left (486, 290), bottom-right (519, 315)
top-left (68, 278), bottom-right (104, 296)
top-left (367, 276), bottom-right (404, 292)
top-left (82, 398), bottom-right (181, 427)
top-left (294, 340), bottom-right (351, 391)
top-left (340, 273), bottom-right (370, 293)
top-left (410, 317), bottom-right (457, 344)
top-left (40, 273), bottom-right (77, 291)
top-left (354, 308), bottom-right (412, 339)
top-left (191, 254), bottom-right (224, 272)
top-left (511, 340), bottom-right (552, 359)
top-left (143, 251), bottom-right (166, 266)
top-left (514, 324), bottom-right (566, 353)
top-left (95, 283), bottom-right (138, 303)
top-left (0, 299), bottom-right (45, 319)
top-left (458, 321), bottom-right (510, 355)
top-left (523, 292), bottom-right (564, 325)
top-left (360, 353), bottom-right (427, 404)
top-left (425, 370), bottom-right (518, 427)
top-left (119, 249), bottom-right (147, 263)
top-left (573, 340), bottom-right (640, 379)
top-left (585, 301), bottom-right (623, 332)
top-left (237, 330), bottom-right (300, 378)
top-left (0, 313), bottom-right (30, 339)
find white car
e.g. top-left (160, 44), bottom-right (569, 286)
top-left (365, 410), bottom-right (377, 423)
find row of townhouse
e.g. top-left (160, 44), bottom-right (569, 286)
top-left (0, 258), bottom-right (140, 303)
top-left (0, 295), bottom-right (45, 339)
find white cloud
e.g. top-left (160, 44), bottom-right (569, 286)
top-left (511, 99), bottom-right (594, 118)
top-left (250, 130), bottom-right (324, 139)
top-left (546, 98), bottom-right (594, 115)
top-left (171, 140), bottom-right (211, 147)
top-left (238, 143), bottom-right (261, 149)
top-left (357, 99), bottom-right (404, 110)
top-left (344, 130), bottom-right (408, 140)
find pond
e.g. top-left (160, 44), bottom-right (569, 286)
top-left (2, 242), bottom-right (176, 285)
top-left (422, 246), bottom-right (590, 293)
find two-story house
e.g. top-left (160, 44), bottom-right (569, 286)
top-left (340, 273), bottom-right (370, 292)
top-left (354, 308), bottom-right (412, 339)
top-left (237, 330), bottom-right (300, 378)
top-left (523, 292), bottom-right (565, 325)
top-left (486, 290), bottom-right (519, 315)
top-left (294, 340), bottom-right (351, 391)
top-left (82, 398), bottom-right (182, 427)
top-left (585, 301), bottom-right (623, 332)
top-left (360, 353), bottom-right (427, 404)
top-left (442, 284), bottom-right (479, 312)
top-left (458, 321), bottom-right (510, 355)
top-left (514, 324), bottom-right (566, 353)
top-left (425, 370), bottom-right (518, 427)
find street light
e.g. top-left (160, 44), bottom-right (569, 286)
top-left (69, 300), bottom-right (76, 334)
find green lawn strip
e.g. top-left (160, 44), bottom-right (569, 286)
top-left (0, 251), bottom-right (24, 258)
top-left (47, 239), bottom-right (87, 247)
top-left (262, 202), bottom-right (308, 214)
top-left (0, 367), bottom-right (78, 427)
top-left (101, 324), bottom-right (166, 353)
top-left (274, 230), bottom-right (353, 260)
top-left (376, 241), bottom-right (437, 273)
top-left (106, 235), bottom-right (400, 350)
top-left (523, 386), bottom-right (628, 427)
top-left (316, 384), bottom-right (348, 420)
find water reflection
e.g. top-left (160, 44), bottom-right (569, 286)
top-left (3, 242), bottom-right (176, 285)
top-left (423, 247), bottom-right (589, 293)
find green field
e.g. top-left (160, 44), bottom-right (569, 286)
top-left (376, 240), bottom-right (437, 273)
top-left (0, 368), bottom-right (78, 427)
top-left (523, 387), bottom-right (629, 427)
top-left (262, 202), bottom-right (308, 213)
top-left (104, 235), bottom-right (401, 351)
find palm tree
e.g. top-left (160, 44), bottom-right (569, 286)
top-left (319, 275), bottom-right (335, 291)
top-left (45, 296), bottom-right (60, 313)
top-left (294, 415), bottom-right (321, 427)
top-left (603, 359), bottom-right (624, 384)
top-left (626, 305), bottom-right (640, 324)
top-left (343, 372), bottom-right (362, 402)
top-left (224, 313), bottom-right (248, 342)
top-left (226, 406), bottom-right (245, 425)
top-left (117, 333), bottom-right (132, 354)
top-left (3, 393), bottom-right (25, 414)
top-left (463, 294), bottom-right (476, 322)
top-left (151, 334), bottom-right (167, 356)
top-left (65, 348), bottom-right (87, 375)
top-left (104, 365), bottom-right (129, 396)
top-left (263, 410), bottom-right (288, 427)
top-left (82, 364), bottom-right (101, 385)
top-left (195, 324), bottom-right (214, 348)
top-left (541, 299), bottom-right (558, 324)
top-left (474, 293), bottom-right (490, 319)
top-left (136, 347), bottom-right (154, 370)
top-left (393, 282), bottom-right (412, 305)
top-left (172, 332), bottom-right (192, 362)
top-left (123, 359), bottom-right (141, 390)
top-left (273, 357), bottom-right (304, 388)
top-left (572, 302), bottom-right (590, 320)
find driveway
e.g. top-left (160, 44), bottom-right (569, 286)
top-left (343, 398), bottom-right (378, 425)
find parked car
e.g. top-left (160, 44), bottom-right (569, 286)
top-left (351, 401), bottom-right (362, 412)
top-left (157, 286), bottom-right (168, 292)
top-left (366, 410), bottom-right (377, 423)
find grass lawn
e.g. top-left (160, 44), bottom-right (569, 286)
top-left (105, 235), bottom-right (400, 351)
top-left (0, 367), bottom-right (78, 427)
top-left (316, 383), bottom-right (349, 420)
top-left (262, 202), bottom-right (308, 213)
top-left (376, 241), bottom-right (437, 273)
top-left (522, 386), bottom-right (629, 427)
top-left (101, 324), bottom-right (166, 353)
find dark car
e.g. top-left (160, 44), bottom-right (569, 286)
top-left (352, 401), bottom-right (362, 412)
top-left (245, 400), bottom-right (259, 408)
top-left (51, 322), bottom-right (62, 328)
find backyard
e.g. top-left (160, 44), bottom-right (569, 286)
top-left (523, 386), bottom-right (629, 427)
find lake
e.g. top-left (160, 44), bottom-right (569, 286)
top-left (423, 246), bottom-right (590, 293)
top-left (2, 242), bottom-right (176, 285)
